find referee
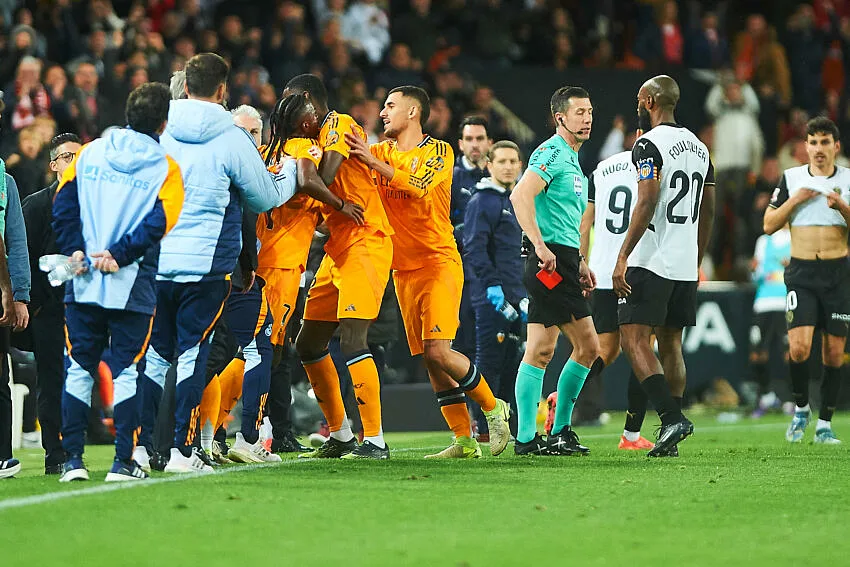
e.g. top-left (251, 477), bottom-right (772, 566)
top-left (509, 86), bottom-right (603, 456)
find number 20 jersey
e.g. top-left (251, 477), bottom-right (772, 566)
top-left (588, 151), bottom-right (635, 289)
top-left (630, 124), bottom-right (715, 281)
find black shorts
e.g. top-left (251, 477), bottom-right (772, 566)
top-left (750, 310), bottom-right (787, 353)
top-left (617, 267), bottom-right (697, 328)
top-left (784, 257), bottom-right (850, 337)
top-left (592, 289), bottom-right (619, 334)
top-left (523, 242), bottom-right (591, 327)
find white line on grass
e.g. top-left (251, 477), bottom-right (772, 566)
top-left (0, 459), bottom-right (308, 512)
top-left (0, 420), bottom-right (787, 512)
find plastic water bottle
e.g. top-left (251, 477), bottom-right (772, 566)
top-left (39, 254), bottom-right (84, 287)
top-left (498, 301), bottom-right (519, 322)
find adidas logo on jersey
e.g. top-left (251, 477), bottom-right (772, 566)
top-left (344, 304), bottom-right (357, 312)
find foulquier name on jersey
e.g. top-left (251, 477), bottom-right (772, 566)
top-left (668, 139), bottom-right (707, 162)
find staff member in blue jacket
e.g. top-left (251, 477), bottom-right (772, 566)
top-left (53, 82), bottom-right (185, 482)
top-left (139, 53), bottom-right (298, 475)
top-left (462, 140), bottom-right (525, 438)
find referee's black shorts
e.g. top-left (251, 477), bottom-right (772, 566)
top-left (592, 289), bottom-right (619, 334)
top-left (523, 242), bottom-right (591, 328)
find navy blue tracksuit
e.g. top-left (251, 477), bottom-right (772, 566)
top-left (451, 157), bottom-right (488, 359)
top-left (462, 178), bottom-right (525, 434)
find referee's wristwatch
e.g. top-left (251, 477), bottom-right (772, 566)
top-left (578, 253), bottom-right (586, 263)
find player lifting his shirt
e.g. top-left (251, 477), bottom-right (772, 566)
top-left (345, 86), bottom-right (511, 459)
top-left (283, 74), bottom-right (396, 460)
top-left (764, 117), bottom-right (850, 445)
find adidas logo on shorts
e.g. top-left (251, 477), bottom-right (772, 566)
top-left (344, 304), bottom-right (356, 312)
top-left (430, 325), bottom-right (441, 333)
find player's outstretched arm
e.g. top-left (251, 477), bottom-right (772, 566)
top-left (296, 158), bottom-right (365, 225)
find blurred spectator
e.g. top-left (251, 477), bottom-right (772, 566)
top-left (469, 86), bottom-right (508, 141)
top-left (784, 3), bottom-right (827, 115)
top-left (372, 43), bottom-right (424, 92)
top-left (685, 11), bottom-right (730, 69)
top-left (473, 0), bottom-right (519, 63)
top-left (6, 126), bottom-right (46, 200)
top-left (2, 57), bottom-right (51, 148)
top-left (635, 0), bottom-right (684, 70)
top-left (734, 14), bottom-right (791, 107)
top-left (425, 95), bottom-right (453, 140)
top-left (341, 0), bottom-right (391, 65)
top-left (67, 61), bottom-right (107, 142)
top-left (392, 0), bottom-right (440, 65)
top-left (552, 33), bottom-right (575, 70)
top-left (705, 77), bottom-right (764, 270)
top-left (598, 115), bottom-right (629, 161)
top-left (312, 0), bottom-right (348, 34)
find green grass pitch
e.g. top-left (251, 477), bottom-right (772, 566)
top-left (2, 413), bottom-right (849, 566)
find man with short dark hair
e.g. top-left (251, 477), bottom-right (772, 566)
top-left (764, 116), bottom-right (850, 444)
top-left (510, 86), bottom-right (602, 456)
top-left (53, 83), bottom-right (185, 482)
top-left (346, 85), bottom-right (511, 459)
top-left (22, 132), bottom-right (82, 474)
top-left (137, 53), bottom-right (298, 474)
top-left (451, 116), bottom-right (491, 361)
top-left (463, 140), bottom-right (524, 438)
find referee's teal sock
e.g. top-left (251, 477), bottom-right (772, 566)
top-left (551, 359), bottom-right (592, 434)
top-left (515, 362), bottom-right (546, 443)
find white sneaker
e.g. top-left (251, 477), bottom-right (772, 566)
top-left (227, 432), bottom-right (282, 463)
top-left (164, 448), bottom-right (215, 474)
top-left (133, 446), bottom-right (151, 473)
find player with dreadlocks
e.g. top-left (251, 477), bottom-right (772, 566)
top-left (202, 94), bottom-right (362, 458)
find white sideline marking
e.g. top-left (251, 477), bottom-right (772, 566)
top-left (0, 460), bottom-right (307, 512)
top-left (0, 421), bottom-right (789, 512)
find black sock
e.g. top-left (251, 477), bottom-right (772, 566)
top-left (752, 361), bottom-right (769, 397)
top-left (789, 359), bottom-right (810, 408)
top-left (588, 357), bottom-right (606, 380)
top-left (819, 366), bottom-right (842, 422)
top-left (640, 374), bottom-right (682, 426)
top-left (624, 371), bottom-right (648, 432)
top-left (673, 396), bottom-right (683, 411)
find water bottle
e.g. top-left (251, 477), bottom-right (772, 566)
top-left (518, 298), bottom-right (529, 320)
top-left (498, 301), bottom-right (519, 321)
top-left (39, 254), bottom-right (84, 287)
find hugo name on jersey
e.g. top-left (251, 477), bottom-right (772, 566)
top-left (768, 164), bottom-right (850, 226)
top-left (588, 150), bottom-right (636, 289)
top-left (630, 124), bottom-right (714, 281)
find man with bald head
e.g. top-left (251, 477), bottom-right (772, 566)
top-left (612, 75), bottom-right (716, 457)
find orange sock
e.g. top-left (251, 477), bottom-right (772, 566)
top-left (215, 358), bottom-right (245, 430)
top-left (461, 363), bottom-right (496, 412)
top-left (346, 350), bottom-right (382, 437)
top-left (199, 374), bottom-right (221, 429)
top-left (302, 352), bottom-right (346, 431)
top-left (436, 388), bottom-right (471, 438)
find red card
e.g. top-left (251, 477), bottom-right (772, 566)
top-left (536, 269), bottom-right (563, 290)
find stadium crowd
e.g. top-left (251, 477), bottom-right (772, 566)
top-left (0, 0), bottom-right (849, 479)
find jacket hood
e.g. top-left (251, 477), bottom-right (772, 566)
top-left (102, 128), bottom-right (164, 174)
top-left (474, 177), bottom-right (509, 195)
top-left (165, 99), bottom-right (235, 144)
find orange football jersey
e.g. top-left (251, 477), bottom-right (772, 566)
top-left (370, 135), bottom-right (459, 271)
top-left (319, 111), bottom-right (393, 260)
top-left (257, 138), bottom-right (323, 271)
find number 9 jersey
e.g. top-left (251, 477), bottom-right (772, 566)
top-left (630, 124), bottom-right (715, 281)
top-left (588, 150), bottom-right (636, 289)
